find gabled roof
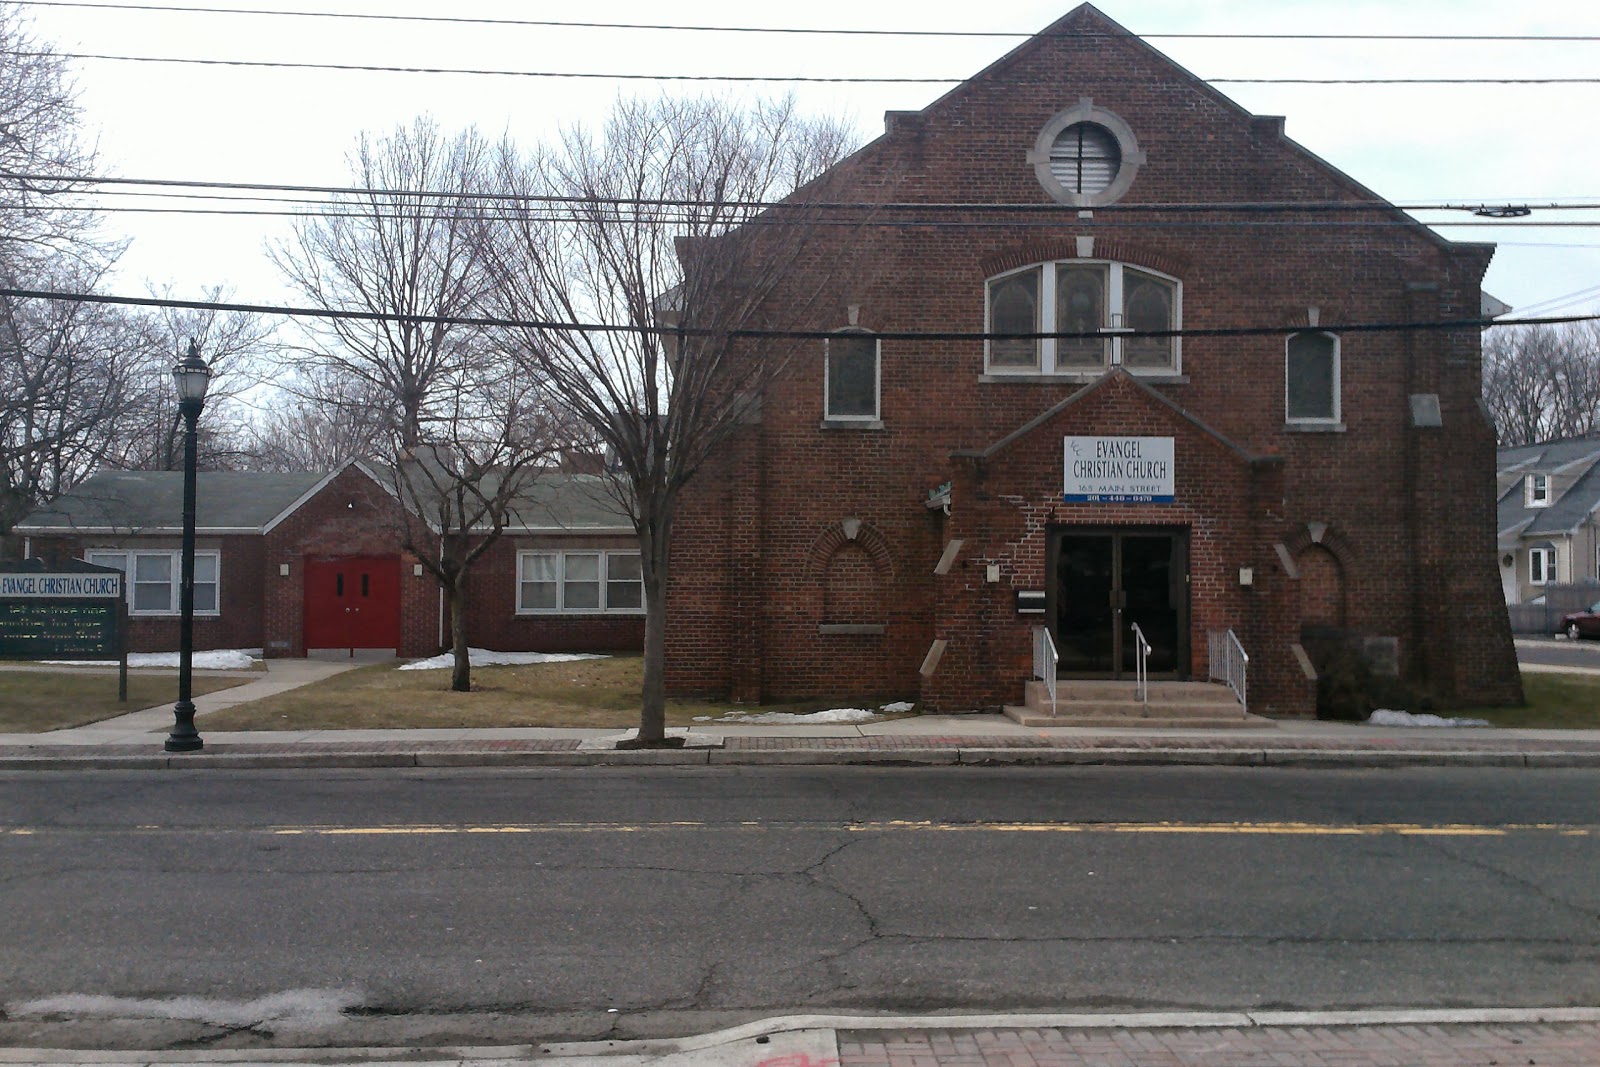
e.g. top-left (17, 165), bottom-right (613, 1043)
top-left (1497, 438), bottom-right (1600, 539)
top-left (821, 2), bottom-right (1466, 256)
top-left (15, 470), bottom-right (326, 534)
top-left (15, 466), bottom-right (633, 536)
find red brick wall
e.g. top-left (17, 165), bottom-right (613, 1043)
top-left (28, 534), bottom-right (265, 653)
top-left (664, 6), bottom-right (1520, 713)
top-left (259, 467), bottom-right (435, 656)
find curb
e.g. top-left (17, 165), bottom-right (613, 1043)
top-left (5, 1008), bottom-right (1600, 1064)
top-left (2, 745), bottom-right (1600, 772)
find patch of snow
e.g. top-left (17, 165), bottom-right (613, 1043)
top-left (39, 649), bottom-right (261, 670)
top-left (879, 701), bottom-right (916, 714)
top-left (6, 988), bottom-right (362, 1029)
top-left (694, 707), bottom-right (881, 724)
top-left (398, 648), bottom-right (608, 671)
top-left (1368, 708), bottom-right (1491, 728)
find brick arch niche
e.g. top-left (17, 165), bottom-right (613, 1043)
top-left (805, 518), bottom-right (895, 626)
top-left (1298, 545), bottom-right (1346, 628)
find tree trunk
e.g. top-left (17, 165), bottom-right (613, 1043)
top-left (639, 570), bottom-right (668, 741)
top-left (449, 578), bottom-right (470, 693)
top-left (637, 513), bottom-right (671, 742)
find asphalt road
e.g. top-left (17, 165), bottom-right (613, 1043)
top-left (1517, 634), bottom-right (1600, 669)
top-left (1, 766), bottom-right (1596, 1047)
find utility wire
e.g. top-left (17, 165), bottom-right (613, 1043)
top-left (10, 202), bottom-right (1600, 229)
top-left (6, 50), bottom-right (1598, 85)
top-left (14, 3), bottom-right (1600, 42)
top-left (1, 285), bottom-right (1591, 339)
top-left (5, 170), bottom-right (1593, 216)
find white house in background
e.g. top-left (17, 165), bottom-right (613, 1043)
top-left (1497, 437), bottom-right (1600, 603)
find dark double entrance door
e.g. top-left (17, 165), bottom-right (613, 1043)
top-left (1052, 528), bottom-right (1188, 678)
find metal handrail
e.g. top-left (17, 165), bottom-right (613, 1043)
top-left (1130, 622), bottom-right (1151, 713)
top-left (1208, 629), bottom-right (1249, 716)
top-left (1032, 625), bottom-right (1058, 715)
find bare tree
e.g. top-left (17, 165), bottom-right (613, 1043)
top-left (273, 116), bottom-right (553, 685)
top-left (244, 369), bottom-right (389, 472)
top-left (0, 3), bottom-right (114, 274)
top-left (1484, 320), bottom-right (1600, 445)
top-left (384, 363), bottom-right (565, 691)
top-left (103, 285), bottom-right (277, 472)
top-left (0, 4), bottom-right (135, 544)
top-left (0, 263), bottom-right (152, 537)
top-left (270, 116), bottom-right (495, 449)
top-left (482, 95), bottom-right (864, 743)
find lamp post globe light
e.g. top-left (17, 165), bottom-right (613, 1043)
top-left (165, 340), bottom-right (211, 753)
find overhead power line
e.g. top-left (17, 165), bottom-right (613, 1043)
top-left (1, 285), bottom-right (1592, 339)
top-left (14, 3), bottom-right (1600, 43)
top-left (6, 170), bottom-right (1597, 216)
top-left (7, 50), bottom-right (1599, 85)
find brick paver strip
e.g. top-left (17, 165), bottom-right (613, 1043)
top-left (838, 1023), bottom-right (1600, 1066)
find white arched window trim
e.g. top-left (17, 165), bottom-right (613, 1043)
top-left (983, 259), bottom-right (1182, 378)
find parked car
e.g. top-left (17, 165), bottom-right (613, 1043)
top-left (1558, 601), bottom-right (1600, 640)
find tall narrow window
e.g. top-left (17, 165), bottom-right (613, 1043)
top-left (988, 268), bottom-right (1040, 369)
top-left (825, 332), bottom-right (879, 421)
top-left (1529, 546), bottom-right (1557, 585)
top-left (1525, 473), bottom-right (1551, 507)
top-left (1286, 331), bottom-right (1340, 423)
top-left (1055, 264), bottom-right (1109, 368)
top-left (1121, 269), bottom-right (1176, 369)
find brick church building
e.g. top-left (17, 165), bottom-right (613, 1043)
top-left (662, 4), bottom-right (1522, 717)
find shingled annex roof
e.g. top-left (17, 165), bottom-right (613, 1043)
top-left (1498, 439), bottom-right (1600, 541)
top-left (15, 466), bottom-right (633, 535)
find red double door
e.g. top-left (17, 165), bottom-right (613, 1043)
top-left (303, 556), bottom-right (401, 651)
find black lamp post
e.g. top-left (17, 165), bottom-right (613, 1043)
top-left (165, 341), bottom-right (211, 753)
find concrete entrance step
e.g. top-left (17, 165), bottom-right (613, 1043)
top-left (1010, 678), bottom-right (1268, 728)
top-left (1003, 705), bottom-right (1275, 728)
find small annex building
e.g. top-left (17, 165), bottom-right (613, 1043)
top-left (15, 462), bottom-right (645, 658)
top-left (662, 4), bottom-right (1522, 716)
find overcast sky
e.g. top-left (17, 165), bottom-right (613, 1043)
top-left (18, 0), bottom-right (1600, 318)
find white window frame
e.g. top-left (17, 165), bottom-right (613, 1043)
top-left (1525, 473), bottom-right (1551, 507)
top-left (516, 550), bottom-right (645, 615)
top-left (1528, 546), bottom-right (1557, 585)
top-left (1285, 330), bottom-right (1342, 426)
top-left (823, 330), bottom-right (881, 423)
top-left (83, 549), bottom-right (221, 617)
top-left (985, 260), bottom-right (1181, 376)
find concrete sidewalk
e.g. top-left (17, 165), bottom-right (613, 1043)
top-left (5, 1010), bottom-right (1600, 1066)
top-left (4, 656), bottom-right (1600, 770)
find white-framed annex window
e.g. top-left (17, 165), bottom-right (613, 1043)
top-left (83, 549), bottom-right (220, 616)
top-left (1525, 473), bottom-right (1551, 507)
top-left (985, 260), bottom-right (1180, 376)
top-left (1286, 331), bottom-right (1341, 425)
top-left (1528, 546), bottom-right (1557, 585)
top-left (517, 550), bottom-right (644, 614)
top-left (824, 330), bottom-right (880, 422)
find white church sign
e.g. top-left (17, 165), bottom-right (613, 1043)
top-left (1063, 436), bottom-right (1175, 503)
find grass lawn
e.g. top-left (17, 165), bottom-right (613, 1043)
top-left (202, 654), bottom-right (903, 731)
top-left (1449, 671), bottom-right (1600, 729)
top-left (0, 672), bottom-right (254, 733)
